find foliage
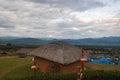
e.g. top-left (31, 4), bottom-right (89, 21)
top-left (83, 70), bottom-right (120, 80)
top-left (0, 45), bottom-right (21, 52)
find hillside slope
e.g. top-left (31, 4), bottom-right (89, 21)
top-left (7, 38), bottom-right (49, 45)
top-left (0, 56), bottom-right (120, 80)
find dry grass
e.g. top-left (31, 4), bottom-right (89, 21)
top-left (0, 56), bottom-right (16, 59)
top-left (85, 62), bottom-right (120, 71)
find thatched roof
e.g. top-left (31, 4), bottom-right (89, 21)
top-left (29, 41), bottom-right (82, 65)
top-left (16, 48), bottom-right (33, 54)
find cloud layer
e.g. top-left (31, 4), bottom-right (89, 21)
top-left (28, 0), bottom-right (104, 11)
top-left (0, 0), bottom-right (120, 39)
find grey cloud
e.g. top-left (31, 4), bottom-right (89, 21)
top-left (0, 0), bottom-right (119, 38)
top-left (62, 30), bottom-right (80, 35)
top-left (56, 22), bottom-right (72, 29)
top-left (113, 0), bottom-right (120, 2)
top-left (28, 0), bottom-right (104, 11)
top-left (57, 22), bottom-right (89, 28)
top-left (56, 30), bottom-right (80, 39)
top-left (85, 27), bottom-right (105, 33)
top-left (55, 20), bottom-right (91, 30)
top-left (0, 18), bottom-right (15, 28)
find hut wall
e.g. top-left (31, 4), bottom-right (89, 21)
top-left (34, 56), bottom-right (81, 73)
top-left (60, 61), bottom-right (80, 73)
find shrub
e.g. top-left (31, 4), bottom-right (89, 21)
top-left (83, 70), bottom-right (120, 80)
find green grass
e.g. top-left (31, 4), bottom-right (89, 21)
top-left (83, 70), bottom-right (120, 80)
top-left (1, 64), bottom-right (36, 80)
top-left (1, 62), bottom-right (76, 80)
top-left (0, 56), bottom-right (120, 80)
top-left (0, 56), bottom-right (76, 80)
top-left (0, 56), bottom-right (32, 78)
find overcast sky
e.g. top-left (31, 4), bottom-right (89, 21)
top-left (0, 0), bottom-right (120, 39)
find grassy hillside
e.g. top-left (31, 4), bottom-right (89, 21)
top-left (0, 56), bottom-right (120, 80)
top-left (0, 56), bottom-right (32, 79)
top-left (0, 56), bottom-right (76, 80)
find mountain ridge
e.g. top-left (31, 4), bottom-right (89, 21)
top-left (0, 36), bottom-right (120, 46)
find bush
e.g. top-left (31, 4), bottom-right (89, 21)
top-left (1, 73), bottom-right (76, 80)
top-left (83, 70), bottom-right (120, 80)
top-left (2, 70), bottom-right (120, 80)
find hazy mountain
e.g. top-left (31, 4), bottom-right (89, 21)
top-left (0, 36), bottom-right (20, 41)
top-left (0, 36), bottom-right (120, 46)
top-left (0, 39), bottom-right (5, 44)
top-left (64, 37), bottom-right (120, 46)
top-left (6, 38), bottom-right (50, 45)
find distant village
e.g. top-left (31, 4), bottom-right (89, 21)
top-left (84, 47), bottom-right (120, 66)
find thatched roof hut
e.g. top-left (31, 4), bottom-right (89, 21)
top-left (30, 41), bottom-right (82, 65)
top-left (29, 41), bottom-right (83, 73)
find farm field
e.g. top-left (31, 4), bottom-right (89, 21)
top-left (0, 56), bottom-right (120, 80)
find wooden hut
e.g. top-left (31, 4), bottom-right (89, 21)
top-left (29, 41), bottom-right (82, 73)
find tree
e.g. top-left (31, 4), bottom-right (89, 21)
top-left (6, 43), bottom-right (12, 46)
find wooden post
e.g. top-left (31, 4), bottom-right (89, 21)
top-left (31, 65), bottom-right (37, 80)
top-left (77, 66), bottom-right (83, 80)
top-left (77, 48), bottom-right (86, 80)
top-left (33, 69), bottom-right (36, 79)
top-left (81, 49), bottom-right (84, 71)
top-left (77, 66), bottom-right (81, 80)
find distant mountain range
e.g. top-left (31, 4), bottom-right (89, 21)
top-left (0, 36), bottom-right (120, 46)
